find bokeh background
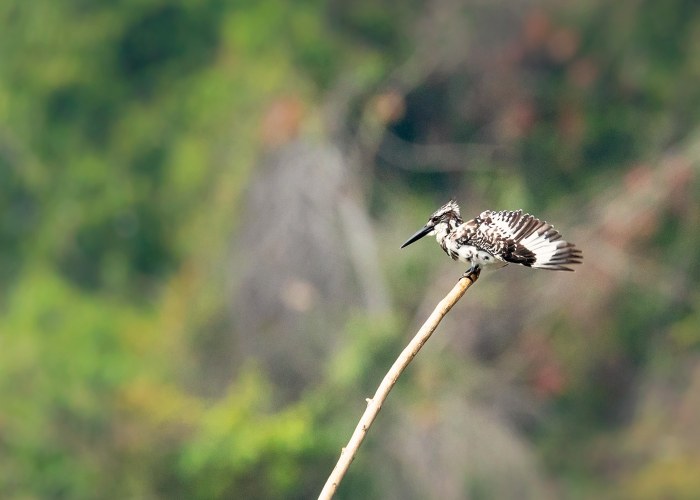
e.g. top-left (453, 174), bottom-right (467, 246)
top-left (2, 0), bottom-right (700, 498)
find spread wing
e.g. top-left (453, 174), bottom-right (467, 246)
top-left (460, 210), bottom-right (582, 271)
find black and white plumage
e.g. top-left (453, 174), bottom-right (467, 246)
top-left (401, 200), bottom-right (582, 273)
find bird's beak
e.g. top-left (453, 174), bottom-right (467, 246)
top-left (400, 224), bottom-right (434, 248)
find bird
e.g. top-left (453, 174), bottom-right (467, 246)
top-left (401, 199), bottom-right (582, 276)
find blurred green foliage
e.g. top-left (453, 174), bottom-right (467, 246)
top-left (0, 1), bottom-right (399, 497)
top-left (2, 0), bottom-right (700, 498)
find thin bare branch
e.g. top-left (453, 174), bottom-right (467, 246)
top-left (318, 270), bottom-right (481, 500)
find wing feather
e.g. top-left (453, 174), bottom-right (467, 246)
top-left (473, 210), bottom-right (582, 270)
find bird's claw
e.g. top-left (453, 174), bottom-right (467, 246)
top-left (461, 265), bottom-right (481, 282)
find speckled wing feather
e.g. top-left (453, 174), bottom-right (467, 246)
top-left (468, 210), bottom-right (582, 270)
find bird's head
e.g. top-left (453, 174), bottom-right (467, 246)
top-left (401, 200), bottom-right (462, 248)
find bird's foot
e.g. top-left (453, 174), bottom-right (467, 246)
top-left (461, 265), bottom-right (481, 282)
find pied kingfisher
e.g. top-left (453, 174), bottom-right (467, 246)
top-left (401, 200), bottom-right (582, 275)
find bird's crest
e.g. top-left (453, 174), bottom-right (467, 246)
top-left (431, 199), bottom-right (460, 219)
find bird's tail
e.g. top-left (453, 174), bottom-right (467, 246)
top-left (518, 219), bottom-right (582, 271)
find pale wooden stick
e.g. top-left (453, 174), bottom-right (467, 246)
top-left (318, 271), bottom-right (480, 500)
